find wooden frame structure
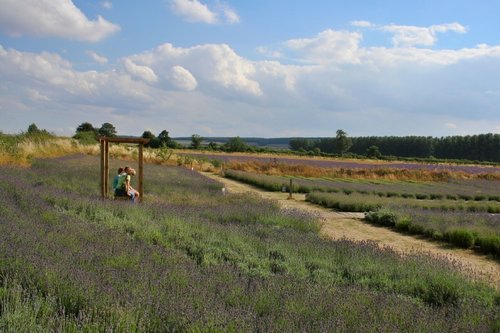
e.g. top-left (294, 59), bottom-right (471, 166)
top-left (99, 136), bottom-right (150, 202)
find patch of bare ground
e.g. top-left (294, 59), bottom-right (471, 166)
top-left (202, 171), bottom-right (500, 289)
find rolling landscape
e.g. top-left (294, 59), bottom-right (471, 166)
top-left (2, 1), bottom-right (500, 332)
top-left (0, 131), bottom-right (499, 331)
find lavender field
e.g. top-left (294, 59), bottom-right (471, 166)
top-left (183, 152), bottom-right (500, 175)
top-left (1, 155), bottom-right (499, 332)
top-left (224, 170), bottom-right (500, 256)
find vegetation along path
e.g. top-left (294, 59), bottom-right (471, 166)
top-left (202, 171), bottom-right (500, 289)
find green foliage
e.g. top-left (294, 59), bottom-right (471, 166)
top-left (97, 122), bottom-right (117, 137)
top-left (366, 145), bottom-right (382, 159)
top-left (72, 131), bottom-right (97, 145)
top-left (223, 137), bottom-right (249, 152)
top-left (365, 209), bottom-right (398, 227)
top-left (444, 229), bottom-right (475, 249)
top-left (76, 122), bottom-right (96, 133)
top-left (190, 134), bottom-right (203, 149)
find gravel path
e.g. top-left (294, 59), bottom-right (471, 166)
top-left (202, 171), bottom-right (500, 289)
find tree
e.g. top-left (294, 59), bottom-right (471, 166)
top-left (141, 131), bottom-right (155, 140)
top-left (208, 142), bottom-right (219, 150)
top-left (335, 129), bottom-right (352, 155)
top-left (142, 131), bottom-right (161, 148)
top-left (73, 131), bottom-right (97, 145)
top-left (27, 123), bottom-right (40, 134)
top-left (76, 122), bottom-right (95, 133)
top-left (157, 130), bottom-right (171, 147)
top-left (224, 137), bottom-right (248, 152)
top-left (366, 145), bottom-right (382, 159)
top-left (190, 134), bottom-right (203, 149)
top-left (98, 122), bottom-right (117, 137)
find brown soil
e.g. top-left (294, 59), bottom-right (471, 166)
top-left (202, 172), bottom-right (500, 289)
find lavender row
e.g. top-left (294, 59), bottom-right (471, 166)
top-left (225, 169), bottom-right (500, 203)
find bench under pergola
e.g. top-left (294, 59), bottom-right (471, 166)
top-left (99, 136), bottom-right (150, 202)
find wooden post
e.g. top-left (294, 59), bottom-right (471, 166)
top-left (138, 143), bottom-right (144, 202)
top-left (100, 138), bottom-right (105, 199)
top-left (288, 179), bottom-right (293, 199)
top-left (104, 140), bottom-right (109, 198)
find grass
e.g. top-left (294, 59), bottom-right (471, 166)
top-left (1, 155), bottom-right (499, 331)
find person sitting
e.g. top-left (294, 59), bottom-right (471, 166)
top-left (125, 167), bottom-right (140, 202)
top-left (112, 167), bottom-right (125, 196)
top-left (114, 166), bottom-right (131, 199)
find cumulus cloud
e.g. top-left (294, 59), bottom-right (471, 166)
top-left (220, 5), bottom-right (240, 24)
top-left (0, 0), bottom-right (120, 42)
top-left (123, 59), bottom-right (158, 84)
top-left (170, 0), bottom-right (239, 24)
top-left (126, 43), bottom-right (262, 96)
top-left (285, 29), bottom-right (363, 64)
top-left (170, 0), bottom-right (218, 24)
top-left (27, 89), bottom-right (50, 102)
top-left (101, 1), bottom-right (113, 9)
top-left (351, 20), bottom-right (374, 28)
top-left (86, 51), bottom-right (108, 64)
top-left (169, 65), bottom-right (198, 91)
top-left (1, 19), bottom-right (500, 137)
top-left (382, 22), bottom-right (467, 47)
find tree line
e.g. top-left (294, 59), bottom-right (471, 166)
top-left (72, 122), bottom-right (256, 152)
top-left (289, 133), bottom-right (500, 162)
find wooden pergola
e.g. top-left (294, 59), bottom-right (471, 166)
top-left (99, 136), bottom-right (150, 201)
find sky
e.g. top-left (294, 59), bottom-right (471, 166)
top-left (1, 0), bottom-right (500, 138)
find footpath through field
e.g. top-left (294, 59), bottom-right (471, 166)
top-left (202, 171), bottom-right (500, 289)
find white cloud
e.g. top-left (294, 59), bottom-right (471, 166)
top-left (101, 1), bottom-right (113, 9)
top-left (221, 5), bottom-right (240, 24)
top-left (169, 65), bottom-right (198, 91)
top-left (86, 51), bottom-right (108, 64)
top-left (382, 22), bottom-right (467, 47)
top-left (1, 19), bottom-right (500, 137)
top-left (123, 59), bottom-right (158, 84)
top-left (351, 20), bottom-right (373, 28)
top-left (127, 43), bottom-right (262, 96)
top-left (170, 0), bottom-right (239, 24)
top-left (285, 29), bottom-right (363, 64)
top-left (256, 46), bottom-right (283, 58)
top-left (170, 0), bottom-right (217, 24)
top-left (27, 89), bottom-right (50, 102)
top-left (0, 0), bottom-right (120, 42)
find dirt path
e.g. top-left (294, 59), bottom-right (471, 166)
top-left (202, 172), bottom-right (500, 289)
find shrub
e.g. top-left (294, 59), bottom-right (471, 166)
top-left (475, 235), bottom-right (500, 257)
top-left (444, 229), bottom-right (475, 249)
top-left (395, 216), bottom-right (411, 231)
top-left (408, 223), bottom-right (425, 235)
top-left (365, 209), bottom-right (398, 227)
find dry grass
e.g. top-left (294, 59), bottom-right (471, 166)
top-left (0, 136), bottom-right (216, 171)
top-left (3, 138), bottom-right (498, 182)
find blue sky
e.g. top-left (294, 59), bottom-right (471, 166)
top-left (1, 0), bottom-right (499, 137)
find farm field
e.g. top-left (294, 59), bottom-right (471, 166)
top-left (223, 170), bottom-right (500, 258)
top-left (1, 154), bottom-right (499, 332)
top-left (181, 151), bottom-right (500, 175)
top-left (204, 172), bottom-right (499, 287)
